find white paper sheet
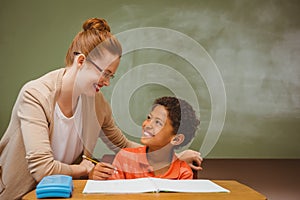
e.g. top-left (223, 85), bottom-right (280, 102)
top-left (82, 178), bottom-right (230, 194)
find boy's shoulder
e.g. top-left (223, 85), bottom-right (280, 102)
top-left (114, 146), bottom-right (148, 165)
top-left (171, 155), bottom-right (193, 179)
top-left (172, 154), bottom-right (193, 171)
top-left (121, 146), bottom-right (147, 153)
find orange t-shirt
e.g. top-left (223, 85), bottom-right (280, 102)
top-left (109, 146), bottom-right (193, 180)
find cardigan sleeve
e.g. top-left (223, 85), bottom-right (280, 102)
top-left (95, 92), bottom-right (141, 153)
top-left (18, 84), bottom-right (72, 182)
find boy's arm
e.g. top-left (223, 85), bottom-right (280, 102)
top-left (89, 161), bottom-right (117, 180)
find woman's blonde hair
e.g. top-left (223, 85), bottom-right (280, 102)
top-left (65, 18), bottom-right (122, 66)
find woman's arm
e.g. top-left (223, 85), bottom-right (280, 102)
top-left (19, 86), bottom-right (90, 181)
top-left (176, 150), bottom-right (203, 171)
top-left (95, 92), bottom-right (141, 152)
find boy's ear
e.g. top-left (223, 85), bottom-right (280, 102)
top-left (171, 134), bottom-right (185, 146)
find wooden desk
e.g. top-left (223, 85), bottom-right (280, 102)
top-left (22, 180), bottom-right (267, 200)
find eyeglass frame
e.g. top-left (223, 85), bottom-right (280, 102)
top-left (73, 52), bottom-right (115, 80)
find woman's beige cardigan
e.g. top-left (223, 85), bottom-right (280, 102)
top-left (0, 68), bottom-right (138, 199)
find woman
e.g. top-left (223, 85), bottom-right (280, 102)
top-left (0, 18), bottom-right (202, 199)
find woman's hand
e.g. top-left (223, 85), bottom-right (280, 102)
top-left (80, 159), bottom-right (94, 173)
top-left (89, 162), bottom-right (117, 180)
top-left (70, 159), bottom-right (94, 178)
top-left (177, 149), bottom-right (203, 171)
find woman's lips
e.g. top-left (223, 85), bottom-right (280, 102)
top-left (93, 83), bottom-right (102, 92)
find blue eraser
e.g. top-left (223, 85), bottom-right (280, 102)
top-left (36, 175), bottom-right (73, 198)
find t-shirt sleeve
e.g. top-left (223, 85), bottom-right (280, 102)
top-left (108, 150), bottom-right (126, 180)
top-left (178, 161), bottom-right (194, 180)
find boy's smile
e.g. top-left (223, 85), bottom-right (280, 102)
top-left (142, 131), bottom-right (154, 138)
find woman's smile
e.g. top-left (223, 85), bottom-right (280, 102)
top-left (93, 83), bottom-right (102, 92)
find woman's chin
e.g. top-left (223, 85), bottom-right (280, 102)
top-left (83, 89), bottom-right (97, 97)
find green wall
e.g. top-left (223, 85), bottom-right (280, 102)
top-left (1, 0), bottom-right (299, 158)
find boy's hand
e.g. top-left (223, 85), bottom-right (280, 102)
top-left (177, 150), bottom-right (203, 171)
top-left (89, 162), bottom-right (117, 180)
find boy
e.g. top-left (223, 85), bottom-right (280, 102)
top-left (109, 96), bottom-right (200, 180)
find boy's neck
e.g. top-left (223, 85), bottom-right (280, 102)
top-left (146, 146), bottom-right (174, 175)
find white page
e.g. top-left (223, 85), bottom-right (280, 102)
top-left (83, 178), bottom-right (230, 194)
top-left (149, 178), bottom-right (230, 193)
top-left (83, 178), bottom-right (156, 194)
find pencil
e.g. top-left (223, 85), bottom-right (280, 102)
top-left (82, 155), bottom-right (99, 164)
top-left (82, 155), bottom-right (118, 174)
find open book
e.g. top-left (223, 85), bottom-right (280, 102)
top-left (83, 178), bottom-right (229, 194)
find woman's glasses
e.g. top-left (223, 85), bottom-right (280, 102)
top-left (73, 52), bottom-right (115, 80)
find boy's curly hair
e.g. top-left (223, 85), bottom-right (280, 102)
top-left (153, 96), bottom-right (200, 148)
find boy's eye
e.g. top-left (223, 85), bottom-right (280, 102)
top-left (147, 115), bottom-right (151, 120)
top-left (156, 120), bottom-right (163, 126)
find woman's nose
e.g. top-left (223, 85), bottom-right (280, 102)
top-left (102, 78), bottom-right (110, 87)
top-left (103, 82), bottom-right (109, 86)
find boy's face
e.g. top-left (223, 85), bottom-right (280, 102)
top-left (141, 105), bottom-right (175, 151)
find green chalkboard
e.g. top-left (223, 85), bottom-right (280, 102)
top-left (0, 0), bottom-right (299, 158)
